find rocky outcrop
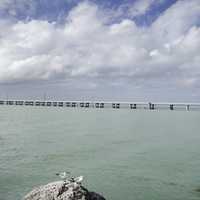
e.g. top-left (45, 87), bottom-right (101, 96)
top-left (23, 175), bottom-right (106, 200)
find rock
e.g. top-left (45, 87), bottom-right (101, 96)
top-left (23, 175), bottom-right (106, 200)
top-left (195, 188), bottom-right (200, 193)
top-left (86, 192), bottom-right (106, 200)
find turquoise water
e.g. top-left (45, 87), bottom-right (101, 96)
top-left (0, 106), bottom-right (200, 200)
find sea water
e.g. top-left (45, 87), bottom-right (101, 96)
top-left (0, 106), bottom-right (200, 200)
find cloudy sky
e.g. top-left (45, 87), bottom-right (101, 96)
top-left (0, 0), bottom-right (200, 102)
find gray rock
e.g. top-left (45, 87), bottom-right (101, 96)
top-left (23, 175), bottom-right (106, 200)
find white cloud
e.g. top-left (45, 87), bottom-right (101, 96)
top-left (152, 0), bottom-right (200, 43)
top-left (0, 0), bottom-right (200, 91)
top-left (128, 0), bottom-right (155, 16)
top-left (104, 0), bottom-right (158, 21)
top-left (0, 0), bottom-right (36, 17)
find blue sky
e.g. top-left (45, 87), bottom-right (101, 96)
top-left (0, 0), bottom-right (177, 25)
top-left (0, 0), bottom-right (200, 102)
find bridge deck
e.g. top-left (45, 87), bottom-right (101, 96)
top-left (0, 100), bottom-right (200, 111)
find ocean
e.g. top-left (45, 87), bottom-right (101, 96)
top-left (0, 106), bottom-right (200, 200)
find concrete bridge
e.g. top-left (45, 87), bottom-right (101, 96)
top-left (0, 100), bottom-right (200, 111)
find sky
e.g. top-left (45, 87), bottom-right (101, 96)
top-left (0, 0), bottom-right (200, 102)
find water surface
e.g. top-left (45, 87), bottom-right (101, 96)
top-left (0, 106), bottom-right (200, 200)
